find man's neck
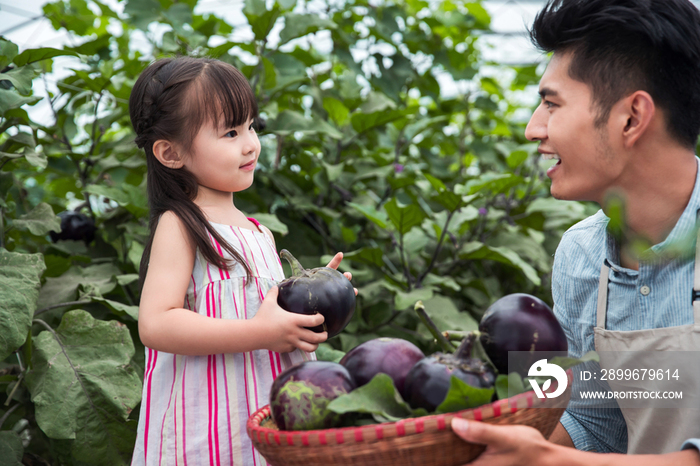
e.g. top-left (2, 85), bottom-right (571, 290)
top-left (605, 148), bottom-right (697, 268)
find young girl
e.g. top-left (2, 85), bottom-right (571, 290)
top-left (128, 56), bottom-right (353, 466)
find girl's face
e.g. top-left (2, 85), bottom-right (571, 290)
top-left (184, 117), bottom-right (261, 194)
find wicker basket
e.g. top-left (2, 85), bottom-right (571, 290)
top-left (247, 371), bottom-right (572, 466)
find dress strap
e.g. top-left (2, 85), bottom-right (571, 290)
top-left (246, 217), bottom-right (263, 233)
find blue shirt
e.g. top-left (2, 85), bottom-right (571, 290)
top-left (552, 157), bottom-right (700, 454)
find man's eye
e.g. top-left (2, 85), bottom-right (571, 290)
top-left (225, 130), bottom-right (238, 138)
top-left (544, 100), bottom-right (555, 109)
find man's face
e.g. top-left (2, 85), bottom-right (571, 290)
top-left (525, 52), bottom-right (627, 203)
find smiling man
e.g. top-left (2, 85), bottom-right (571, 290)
top-left (451, 0), bottom-right (700, 464)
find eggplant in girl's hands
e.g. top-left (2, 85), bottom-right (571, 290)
top-left (277, 249), bottom-right (355, 338)
top-left (478, 293), bottom-right (568, 376)
top-left (403, 333), bottom-right (496, 412)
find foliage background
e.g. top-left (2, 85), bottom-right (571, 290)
top-left (0, 0), bottom-right (595, 463)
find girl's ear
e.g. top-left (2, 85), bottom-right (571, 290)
top-left (152, 139), bottom-right (185, 169)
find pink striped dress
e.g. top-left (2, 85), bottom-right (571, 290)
top-left (132, 218), bottom-right (315, 466)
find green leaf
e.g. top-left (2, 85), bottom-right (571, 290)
top-left (344, 247), bottom-right (385, 268)
top-left (37, 263), bottom-right (119, 310)
top-left (253, 213), bottom-right (289, 235)
top-left (0, 66), bottom-right (37, 94)
top-left (91, 297), bottom-right (139, 321)
top-left (268, 110), bottom-right (343, 139)
top-left (0, 89), bottom-right (41, 114)
top-left (465, 173), bottom-right (523, 195)
top-left (315, 343), bottom-right (346, 363)
top-left (435, 376), bottom-right (495, 413)
top-left (327, 373), bottom-right (426, 421)
top-left (323, 97), bottom-right (349, 126)
top-left (495, 372), bottom-right (526, 400)
top-left (0, 250), bottom-right (45, 360)
top-left (348, 202), bottom-right (388, 229)
top-left (385, 198), bottom-right (426, 235)
top-left (279, 13), bottom-right (337, 45)
top-left (123, 0), bottom-right (161, 30)
top-left (0, 39), bottom-right (19, 69)
top-left (420, 295), bottom-right (478, 335)
top-left (244, 0), bottom-right (282, 40)
top-left (12, 203), bottom-right (62, 236)
top-left (394, 287), bottom-right (433, 310)
top-left (25, 310), bottom-right (141, 464)
top-left (12, 48), bottom-right (79, 67)
top-left (425, 174), bottom-right (462, 211)
top-left (350, 107), bottom-right (412, 134)
top-left (0, 431), bottom-right (23, 466)
top-left (506, 150), bottom-right (529, 169)
top-left (460, 242), bottom-right (541, 286)
top-left (550, 350), bottom-right (599, 371)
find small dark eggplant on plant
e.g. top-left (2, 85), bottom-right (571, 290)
top-left (50, 211), bottom-right (96, 244)
top-left (277, 249), bottom-right (355, 338)
top-left (478, 293), bottom-right (568, 376)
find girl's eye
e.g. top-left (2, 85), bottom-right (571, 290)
top-left (225, 130), bottom-right (238, 138)
top-left (249, 124), bottom-right (255, 131)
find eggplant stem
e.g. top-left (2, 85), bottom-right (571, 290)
top-left (415, 301), bottom-right (455, 353)
top-left (280, 249), bottom-right (306, 277)
top-left (443, 330), bottom-right (472, 342)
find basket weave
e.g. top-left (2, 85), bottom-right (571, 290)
top-left (247, 371), bottom-right (572, 466)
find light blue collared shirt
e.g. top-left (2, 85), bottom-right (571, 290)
top-left (552, 158), bottom-right (700, 454)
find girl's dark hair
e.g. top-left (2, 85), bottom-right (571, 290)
top-left (129, 56), bottom-right (258, 287)
top-left (530, 0), bottom-right (700, 148)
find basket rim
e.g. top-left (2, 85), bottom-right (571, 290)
top-left (247, 369), bottom-right (572, 447)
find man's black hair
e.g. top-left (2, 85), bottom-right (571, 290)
top-left (530, 0), bottom-right (700, 148)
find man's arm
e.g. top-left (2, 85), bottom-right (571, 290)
top-left (451, 418), bottom-right (700, 466)
top-left (548, 422), bottom-right (575, 447)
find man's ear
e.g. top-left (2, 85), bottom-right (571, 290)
top-left (152, 139), bottom-right (185, 169)
top-left (620, 90), bottom-right (655, 149)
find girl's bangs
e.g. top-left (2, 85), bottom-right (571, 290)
top-left (184, 62), bottom-right (258, 142)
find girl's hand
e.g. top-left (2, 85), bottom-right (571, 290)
top-left (326, 252), bottom-right (359, 296)
top-left (254, 286), bottom-right (328, 353)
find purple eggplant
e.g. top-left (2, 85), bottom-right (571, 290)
top-left (478, 293), bottom-right (568, 376)
top-left (403, 334), bottom-right (496, 412)
top-left (339, 338), bottom-right (425, 399)
top-left (270, 361), bottom-right (356, 431)
top-left (277, 249), bottom-right (355, 338)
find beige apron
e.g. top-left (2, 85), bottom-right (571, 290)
top-left (593, 229), bottom-right (700, 454)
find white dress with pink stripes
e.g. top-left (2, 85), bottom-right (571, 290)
top-left (132, 219), bottom-right (315, 466)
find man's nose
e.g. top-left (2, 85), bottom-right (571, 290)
top-left (525, 104), bottom-right (547, 141)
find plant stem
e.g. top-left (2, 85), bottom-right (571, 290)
top-left (414, 301), bottom-right (455, 353)
top-left (0, 402), bottom-right (20, 427)
top-left (280, 249), bottom-right (306, 276)
top-left (417, 209), bottom-right (455, 286)
top-left (34, 300), bottom-right (92, 317)
top-left (4, 373), bottom-right (24, 407)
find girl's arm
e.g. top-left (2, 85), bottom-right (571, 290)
top-left (138, 212), bottom-right (327, 355)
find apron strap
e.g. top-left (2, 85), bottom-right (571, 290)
top-left (597, 263), bottom-right (611, 329)
top-left (694, 227), bottom-right (700, 323)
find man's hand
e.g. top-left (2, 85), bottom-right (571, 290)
top-left (452, 418), bottom-right (555, 466)
top-left (450, 418), bottom-right (700, 466)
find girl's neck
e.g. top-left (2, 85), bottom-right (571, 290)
top-left (194, 185), bottom-right (243, 225)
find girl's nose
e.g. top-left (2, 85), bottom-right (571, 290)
top-left (242, 131), bottom-right (259, 155)
top-left (525, 103), bottom-right (547, 142)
